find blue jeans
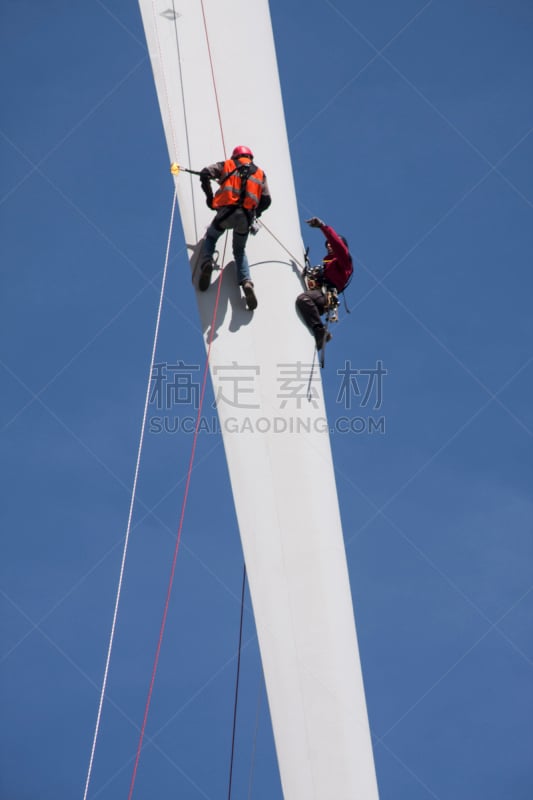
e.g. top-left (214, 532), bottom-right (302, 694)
top-left (202, 207), bottom-right (251, 284)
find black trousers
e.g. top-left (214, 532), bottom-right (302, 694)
top-left (296, 289), bottom-right (326, 335)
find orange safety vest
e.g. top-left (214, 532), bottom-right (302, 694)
top-left (212, 158), bottom-right (265, 210)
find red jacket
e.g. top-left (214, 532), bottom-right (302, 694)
top-left (321, 225), bottom-right (353, 291)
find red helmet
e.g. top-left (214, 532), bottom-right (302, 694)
top-left (232, 145), bottom-right (253, 159)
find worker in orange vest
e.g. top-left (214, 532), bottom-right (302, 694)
top-left (198, 146), bottom-right (271, 310)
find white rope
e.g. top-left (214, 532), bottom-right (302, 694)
top-left (82, 190), bottom-right (178, 800)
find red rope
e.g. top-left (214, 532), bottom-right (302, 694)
top-left (128, 7), bottom-right (230, 795)
top-left (127, 254), bottom-right (227, 799)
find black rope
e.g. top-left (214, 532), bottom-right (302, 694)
top-left (227, 563), bottom-right (247, 800)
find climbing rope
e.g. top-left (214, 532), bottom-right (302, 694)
top-left (127, 236), bottom-right (229, 799)
top-left (82, 190), bottom-right (178, 800)
top-left (200, 0), bottom-right (227, 156)
top-left (258, 219), bottom-right (306, 273)
top-left (126, 5), bottom-right (231, 797)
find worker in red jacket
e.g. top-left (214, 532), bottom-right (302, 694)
top-left (198, 145), bottom-right (271, 310)
top-left (296, 217), bottom-right (353, 350)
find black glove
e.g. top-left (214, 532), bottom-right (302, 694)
top-left (200, 169), bottom-right (213, 207)
top-left (306, 217), bottom-right (325, 228)
top-left (200, 169), bottom-right (213, 197)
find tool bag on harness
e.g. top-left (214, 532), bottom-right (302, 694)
top-left (303, 244), bottom-right (353, 294)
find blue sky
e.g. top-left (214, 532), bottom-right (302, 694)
top-left (1, 1), bottom-right (532, 798)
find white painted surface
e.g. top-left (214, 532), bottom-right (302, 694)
top-left (138, 2), bottom-right (378, 797)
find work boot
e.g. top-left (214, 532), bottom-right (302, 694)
top-left (241, 280), bottom-right (258, 311)
top-left (198, 258), bottom-right (214, 292)
top-left (314, 326), bottom-right (332, 351)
